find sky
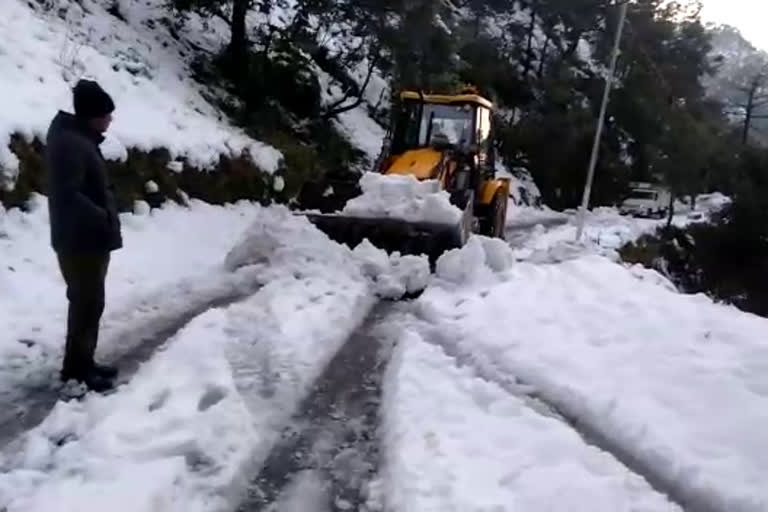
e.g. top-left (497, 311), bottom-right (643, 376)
top-left (701, 0), bottom-right (768, 51)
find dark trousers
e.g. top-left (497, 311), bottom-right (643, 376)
top-left (56, 252), bottom-right (110, 377)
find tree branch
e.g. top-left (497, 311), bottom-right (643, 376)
top-left (207, 4), bottom-right (232, 26)
top-left (322, 46), bottom-right (380, 119)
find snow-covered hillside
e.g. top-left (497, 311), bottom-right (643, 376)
top-left (0, 0), bottom-right (286, 188)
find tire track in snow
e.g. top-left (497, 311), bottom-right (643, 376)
top-left (0, 279), bottom-right (263, 450)
top-left (236, 302), bottom-right (398, 512)
top-left (415, 321), bottom-right (718, 512)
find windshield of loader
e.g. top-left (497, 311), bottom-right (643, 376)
top-left (418, 104), bottom-right (475, 149)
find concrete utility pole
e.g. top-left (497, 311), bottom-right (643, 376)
top-left (575, 0), bottom-right (629, 241)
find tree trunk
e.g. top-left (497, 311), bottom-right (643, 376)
top-left (666, 192), bottom-right (675, 229)
top-left (228, 0), bottom-right (249, 65)
top-left (537, 34), bottom-right (550, 78)
top-left (523, 4), bottom-right (537, 78)
top-left (742, 79), bottom-right (758, 145)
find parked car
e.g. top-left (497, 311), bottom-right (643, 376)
top-left (619, 182), bottom-right (671, 218)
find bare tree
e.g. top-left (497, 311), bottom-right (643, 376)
top-left (736, 68), bottom-right (768, 144)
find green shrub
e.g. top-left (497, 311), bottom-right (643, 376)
top-left (0, 135), bottom-right (273, 212)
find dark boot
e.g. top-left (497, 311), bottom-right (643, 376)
top-left (91, 361), bottom-right (118, 379)
top-left (61, 367), bottom-right (115, 393)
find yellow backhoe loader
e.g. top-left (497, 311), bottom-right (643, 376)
top-left (303, 89), bottom-right (510, 262)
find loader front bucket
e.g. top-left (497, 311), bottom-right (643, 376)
top-left (304, 213), bottom-right (464, 263)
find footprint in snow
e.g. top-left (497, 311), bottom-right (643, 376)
top-left (198, 385), bottom-right (228, 412)
top-left (148, 389), bottom-right (171, 412)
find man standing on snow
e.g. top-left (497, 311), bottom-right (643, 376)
top-left (45, 79), bottom-right (123, 392)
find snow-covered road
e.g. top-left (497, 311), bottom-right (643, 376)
top-left (2, 197), bottom-right (767, 512)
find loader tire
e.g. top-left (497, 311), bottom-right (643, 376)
top-left (482, 191), bottom-right (507, 239)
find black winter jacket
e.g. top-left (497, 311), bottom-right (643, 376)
top-left (45, 111), bottom-right (123, 253)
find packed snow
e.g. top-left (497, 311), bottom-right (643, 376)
top-left (352, 239), bottom-right (431, 299)
top-left (0, 205), bottom-right (380, 511)
top-left (0, 0), bottom-right (282, 187)
top-left (381, 324), bottom-right (680, 511)
top-left (412, 230), bottom-right (768, 511)
top-left (0, 196), bottom-right (265, 401)
top-left (342, 172), bottom-right (464, 225)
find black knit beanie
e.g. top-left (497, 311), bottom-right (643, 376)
top-left (73, 80), bottom-right (115, 119)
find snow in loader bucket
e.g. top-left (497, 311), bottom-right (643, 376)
top-left (304, 213), bottom-right (465, 263)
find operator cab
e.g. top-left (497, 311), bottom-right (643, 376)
top-left (390, 91), bottom-right (495, 171)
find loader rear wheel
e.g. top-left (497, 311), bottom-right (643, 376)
top-left (481, 191), bottom-right (507, 239)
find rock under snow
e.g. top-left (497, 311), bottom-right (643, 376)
top-left (342, 173), bottom-right (463, 225)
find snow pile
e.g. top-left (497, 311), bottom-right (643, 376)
top-left (506, 205), bottom-right (568, 229)
top-left (342, 173), bottom-right (463, 225)
top-left (225, 207), bottom-right (432, 299)
top-left (0, 205), bottom-right (375, 511)
top-left (0, 196), bottom-right (263, 396)
top-left (381, 325), bottom-right (680, 511)
top-left (435, 236), bottom-right (515, 285)
top-left (0, 0), bottom-right (282, 187)
top-left (495, 161), bottom-right (542, 207)
top-left (416, 244), bottom-right (768, 511)
top-left (352, 240), bottom-right (431, 299)
top-left (695, 192), bottom-right (731, 214)
top-left (224, 205), bottom-right (353, 274)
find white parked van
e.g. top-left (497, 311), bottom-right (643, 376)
top-left (619, 182), bottom-right (671, 218)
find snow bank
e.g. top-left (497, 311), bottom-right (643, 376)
top-left (417, 250), bottom-right (768, 511)
top-left (507, 192), bottom-right (733, 263)
top-left (381, 325), bottom-right (679, 511)
top-left (342, 173), bottom-right (463, 225)
top-left (0, 196), bottom-right (263, 395)
top-left (0, 0), bottom-right (282, 187)
top-left (0, 205), bottom-right (375, 511)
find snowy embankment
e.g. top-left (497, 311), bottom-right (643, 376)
top-left (0, 206), bottom-right (431, 511)
top-left (0, 197), bottom-right (264, 395)
top-left (392, 229), bottom-right (768, 511)
top-left (0, 0), bottom-right (281, 186)
top-left (507, 194), bottom-right (731, 263)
